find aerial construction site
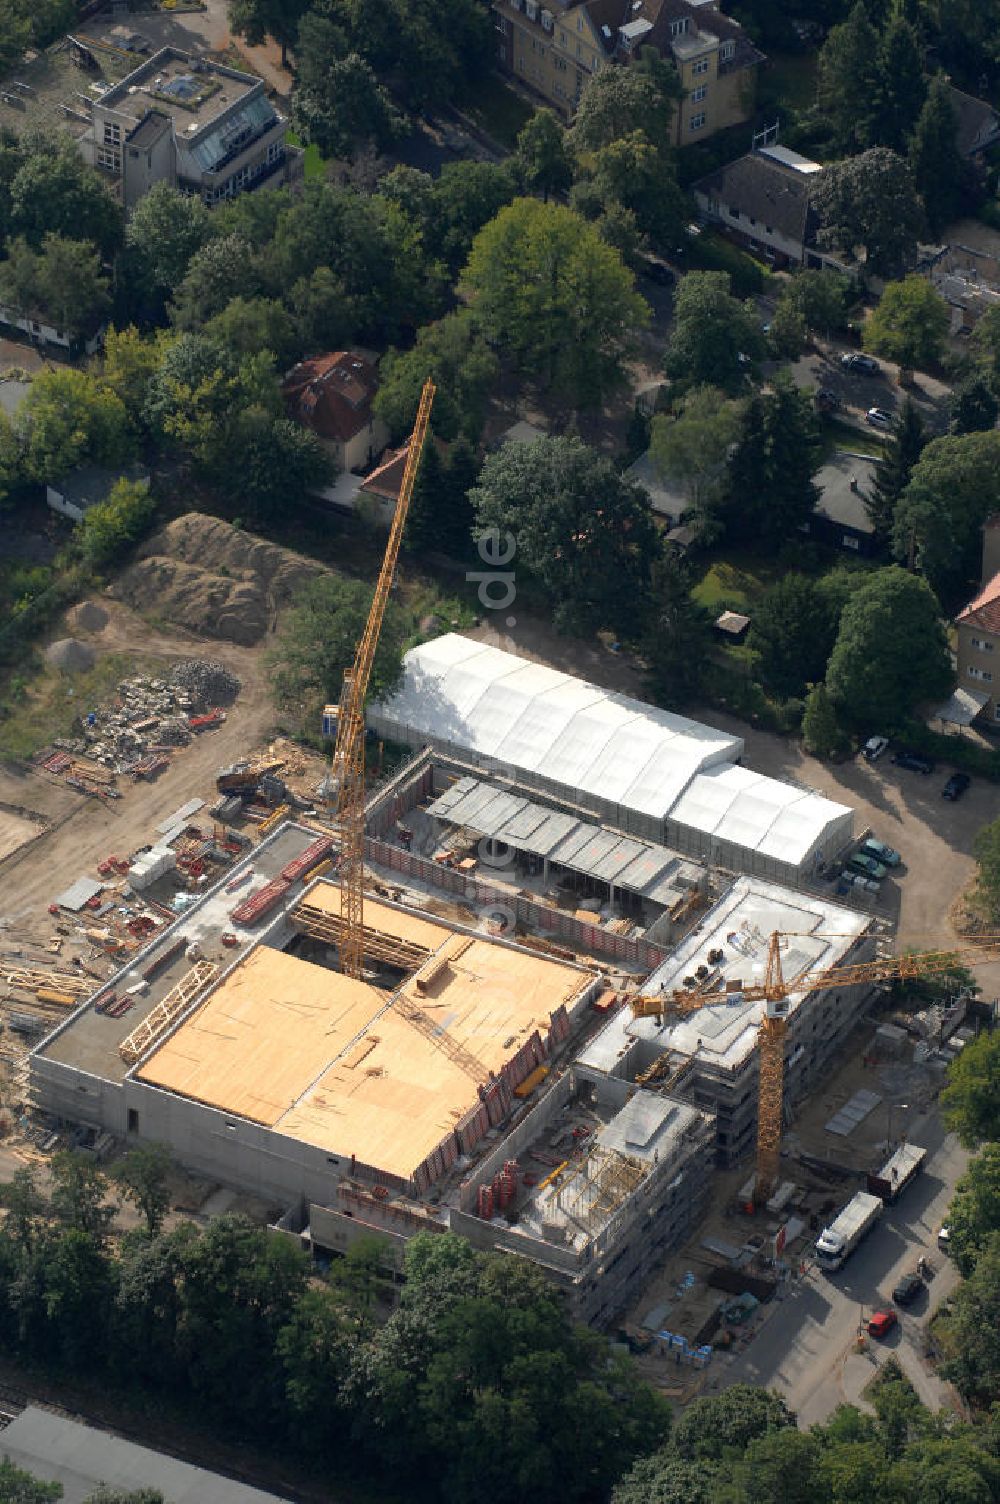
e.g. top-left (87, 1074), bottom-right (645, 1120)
top-left (8, 382), bottom-right (988, 1354)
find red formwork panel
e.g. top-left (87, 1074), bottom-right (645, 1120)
top-left (231, 877), bottom-right (290, 925)
top-left (281, 836), bottom-right (335, 883)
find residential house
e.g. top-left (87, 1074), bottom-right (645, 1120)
top-left (955, 515), bottom-right (1000, 724)
top-left (803, 451), bottom-right (879, 557)
top-left (357, 444), bottom-right (410, 526)
top-left (626, 448), bottom-right (687, 522)
top-left (946, 84), bottom-right (1000, 167)
top-left (85, 46), bottom-right (301, 210)
top-left (693, 144), bottom-right (850, 270)
top-left (46, 464), bottom-right (150, 523)
top-left (492, 0), bottom-right (762, 142)
top-left (0, 300), bottom-right (104, 357)
top-left (282, 352), bottom-right (389, 474)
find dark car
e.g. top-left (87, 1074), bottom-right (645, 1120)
top-left (640, 257), bottom-right (675, 287)
top-left (942, 772), bottom-right (971, 801)
top-left (815, 388), bottom-right (841, 412)
top-left (841, 352), bottom-right (880, 375)
top-left (892, 750), bottom-right (936, 774)
top-left (892, 1270), bottom-right (924, 1306)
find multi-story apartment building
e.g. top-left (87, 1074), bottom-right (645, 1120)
top-left (85, 46), bottom-right (300, 210)
top-left (492, 0), bottom-right (763, 142)
top-left (955, 516), bottom-right (1000, 724)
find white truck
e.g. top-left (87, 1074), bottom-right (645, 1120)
top-left (815, 1191), bottom-right (883, 1272)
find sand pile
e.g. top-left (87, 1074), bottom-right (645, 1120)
top-left (113, 514), bottom-right (326, 645)
top-left (67, 601), bottom-right (109, 633)
top-left (45, 638), bottom-right (96, 672)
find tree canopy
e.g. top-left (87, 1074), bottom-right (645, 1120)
top-left (948, 1145), bottom-right (1000, 1275)
top-left (75, 478), bottom-right (155, 573)
top-left (909, 74), bottom-right (972, 237)
top-left (893, 431), bottom-right (1000, 605)
top-left (15, 368), bottom-right (133, 484)
top-left (825, 565), bottom-right (952, 727)
top-left (864, 276), bottom-right (950, 371)
top-left (649, 385), bottom-right (743, 523)
top-left (374, 310), bottom-right (498, 445)
top-left (813, 148), bottom-right (925, 277)
top-left (471, 435), bottom-right (657, 636)
top-left (665, 271), bottom-right (765, 392)
top-left (463, 198), bottom-right (648, 405)
top-left (720, 377), bottom-right (821, 545)
top-left (867, 396), bottom-right (927, 544)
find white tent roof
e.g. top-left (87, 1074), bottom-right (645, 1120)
top-left (670, 764), bottom-right (852, 866)
top-left (374, 636), bottom-right (742, 819)
top-left (375, 637), bottom-right (853, 867)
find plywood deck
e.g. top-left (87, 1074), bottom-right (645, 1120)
top-left (299, 881), bottom-right (452, 952)
top-left (136, 947), bottom-right (385, 1123)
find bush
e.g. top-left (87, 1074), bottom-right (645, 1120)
top-left (687, 229), bottom-right (771, 297)
top-left (893, 719), bottom-right (1000, 780)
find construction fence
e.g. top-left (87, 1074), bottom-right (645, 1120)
top-left (365, 836), bottom-right (671, 972)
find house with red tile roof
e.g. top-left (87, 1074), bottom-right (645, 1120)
top-left (955, 517), bottom-right (1000, 723)
top-left (282, 350), bottom-right (389, 473)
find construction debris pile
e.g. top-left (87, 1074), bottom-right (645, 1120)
top-left (32, 659), bottom-right (242, 796)
top-left (212, 739), bottom-right (320, 826)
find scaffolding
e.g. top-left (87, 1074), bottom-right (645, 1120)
top-left (562, 1146), bottom-right (648, 1233)
top-left (291, 897), bottom-right (433, 974)
top-left (118, 960), bottom-right (218, 1065)
top-left (0, 966), bottom-right (90, 999)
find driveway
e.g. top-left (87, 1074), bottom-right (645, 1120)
top-left (721, 1112), bottom-right (967, 1423)
top-left (784, 339), bottom-right (952, 437)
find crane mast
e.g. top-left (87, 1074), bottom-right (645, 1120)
top-left (630, 930), bottom-right (1000, 1203)
top-left (327, 379), bottom-right (436, 979)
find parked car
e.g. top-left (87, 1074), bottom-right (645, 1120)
top-left (863, 736), bottom-right (889, 761)
top-left (892, 749), bottom-right (935, 774)
top-left (942, 772), bottom-right (971, 801)
top-left (849, 872), bottom-right (881, 894)
top-left (640, 256), bottom-right (675, 287)
top-left (938, 1224), bottom-right (951, 1252)
top-left (868, 1309), bottom-right (898, 1338)
top-left (847, 852), bottom-right (888, 880)
top-left (892, 1270), bottom-right (924, 1306)
top-left (866, 406), bottom-right (894, 428)
top-left (815, 388), bottom-right (841, 412)
top-left (842, 352), bottom-right (880, 375)
top-left (860, 836), bottom-right (901, 868)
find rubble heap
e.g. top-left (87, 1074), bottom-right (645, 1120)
top-left (170, 659), bottom-right (241, 710)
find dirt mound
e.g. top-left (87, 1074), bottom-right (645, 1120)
top-left (113, 514), bottom-right (325, 645)
top-left (67, 601), bottom-right (109, 633)
top-left (45, 638), bottom-right (96, 672)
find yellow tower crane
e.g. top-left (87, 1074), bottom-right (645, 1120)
top-left (323, 379), bottom-right (435, 979)
top-left (629, 931), bottom-right (1000, 1205)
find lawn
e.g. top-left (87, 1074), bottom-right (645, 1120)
top-left (819, 417), bottom-right (890, 461)
top-left (285, 131), bottom-right (326, 181)
top-left (691, 552), bottom-right (786, 613)
top-left (0, 651), bottom-right (168, 761)
top-left (459, 75), bottom-right (534, 150)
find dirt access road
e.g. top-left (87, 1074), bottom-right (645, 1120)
top-left (0, 600), bottom-right (279, 942)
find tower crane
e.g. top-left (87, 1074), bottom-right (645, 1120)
top-left (324, 379), bottom-right (435, 979)
top-left (628, 930), bottom-right (1000, 1205)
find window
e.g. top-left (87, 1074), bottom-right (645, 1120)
top-left (670, 17), bottom-right (688, 36)
top-left (266, 139), bottom-right (282, 164)
top-left (971, 636), bottom-right (995, 651)
top-left (127, 1108), bottom-right (139, 1133)
top-left (692, 57), bottom-right (709, 75)
top-left (842, 534), bottom-right (860, 550)
top-left (691, 84), bottom-right (707, 102)
top-left (968, 665), bottom-right (993, 682)
top-left (689, 112), bottom-right (706, 131)
top-left (720, 39), bottom-right (736, 60)
top-left (560, 28), bottom-right (567, 44)
top-left (995, 703), bottom-right (1000, 721)
top-left (728, 203), bottom-right (740, 218)
top-left (103, 122), bottom-right (121, 145)
top-left (96, 147), bottom-right (120, 172)
top-left (499, 43), bottom-right (506, 61)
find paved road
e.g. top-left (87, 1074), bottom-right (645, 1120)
top-left (719, 1112), bottom-right (968, 1423)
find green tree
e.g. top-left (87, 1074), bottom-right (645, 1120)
top-left (430, 160), bottom-right (518, 273)
top-left (970, 303), bottom-right (1000, 388)
top-left (277, 1285), bottom-right (357, 1454)
top-left (750, 575), bottom-right (842, 698)
top-left (463, 198), bottom-right (648, 405)
top-left (909, 74), bottom-right (970, 237)
top-left (583, 130), bottom-right (688, 251)
top-left (672, 1384), bottom-right (796, 1460)
top-left (816, 2), bottom-right (879, 151)
top-left (515, 108), bottom-right (572, 202)
top-left (741, 1427), bottom-right (820, 1503)
top-left (611, 1453), bottom-right (727, 1504)
top-left (227, 0), bottom-right (308, 66)
top-left (230, 412), bottom-right (331, 521)
top-left (169, 234), bottom-right (256, 330)
top-left (940, 1231), bottom-right (1000, 1405)
top-left (649, 385), bottom-right (743, 524)
top-left (9, 134), bottom-right (122, 258)
top-left (802, 681), bottom-right (850, 758)
top-left (84, 1491), bottom-right (165, 1504)
top-left (666, 271), bottom-right (764, 392)
top-left (374, 309), bottom-right (498, 444)
top-left (871, 13), bottom-right (927, 152)
top-left (863, 276), bottom-right (949, 371)
top-left (205, 296), bottom-right (300, 367)
top-left (124, 183), bottom-right (211, 311)
top-left (644, 548), bottom-right (712, 708)
top-left (950, 374), bottom-right (998, 435)
top-left (948, 1145), bottom-right (1000, 1275)
top-left (867, 395), bottom-right (926, 543)
top-left (16, 368), bottom-right (133, 484)
top-left (292, 50), bottom-right (402, 160)
top-left (96, 327), bottom-right (165, 438)
top-left (471, 435), bottom-right (657, 636)
top-left (813, 148), bottom-right (926, 277)
top-left (941, 1020), bottom-right (1000, 1146)
top-left (0, 235), bottom-right (110, 342)
top-left (49, 1152), bottom-right (117, 1245)
top-left (722, 376), bottom-right (821, 545)
top-left (0, 1), bottom-right (31, 77)
top-left (893, 431), bottom-right (1000, 604)
top-left (404, 437), bottom-right (445, 553)
top-left (76, 479), bottom-right (155, 572)
top-left (779, 269), bottom-right (853, 338)
top-left (768, 298), bottom-right (807, 359)
top-left (0, 1459), bottom-right (61, 1503)
top-left (269, 574), bottom-right (410, 735)
top-left (112, 1142), bottom-right (173, 1238)
top-left (826, 566), bottom-right (952, 727)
